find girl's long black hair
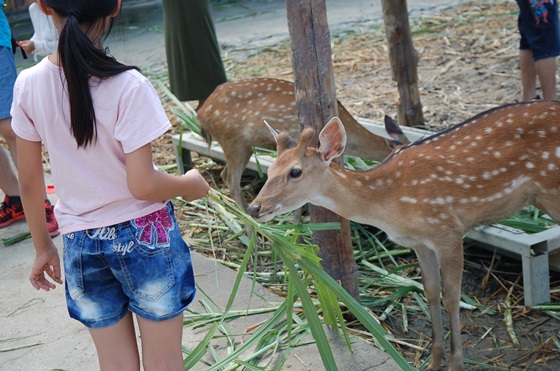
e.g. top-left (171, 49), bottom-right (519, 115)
top-left (44, 0), bottom-right (139, 148)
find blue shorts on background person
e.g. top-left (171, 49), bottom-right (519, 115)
top-left (0, 45), bottom-right (16, 118)
top-left (517, 0), bottom-right (560, 100)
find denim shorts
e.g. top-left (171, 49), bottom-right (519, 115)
top-left (0, 46), bottom-right (17, 120)
top-left (63, 202), bottom-right (196, 329)
top-left (517, 0), bottom-right (560, 61)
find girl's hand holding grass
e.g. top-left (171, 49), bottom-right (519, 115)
top-left (181, 169), bottom-right (211, 201)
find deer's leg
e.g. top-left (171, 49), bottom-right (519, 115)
top-left (438, 239), bottom-right (465, 371)
top-left (220, 145), bottom-right (253, 209)
top-left (414, 246), bottom-right (445, 370)
top-left (534, 195), bottom-right (560, 225)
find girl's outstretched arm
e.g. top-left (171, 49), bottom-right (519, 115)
top-left (126, 143), bottom-right (210, 202)
top-left (16, 137), bottom-right (62, 291)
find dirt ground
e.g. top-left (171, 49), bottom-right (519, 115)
top-left (3, 0), bottom-right (560, 370)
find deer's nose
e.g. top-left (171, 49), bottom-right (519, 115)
top-left (247, 204), bottom-right (261, 218)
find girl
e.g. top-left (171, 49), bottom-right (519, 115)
top-left (10, 0), bottom-right (210, 370)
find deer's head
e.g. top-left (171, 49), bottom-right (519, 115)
top-left (248, 117), bottom-right (347, 221)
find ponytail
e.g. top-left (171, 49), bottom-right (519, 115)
top-left (48, 0), bottom-right (139, 148)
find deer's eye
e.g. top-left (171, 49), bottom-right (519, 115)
top-left (289, 168), bottom-right (302, 179)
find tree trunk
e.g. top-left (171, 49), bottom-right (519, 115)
top-left (286, 0), bottom-right (359, 300)
top-left (381, 0), bottom-right (424, 127)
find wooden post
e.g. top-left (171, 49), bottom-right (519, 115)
top-left (381, 0), bottom-right (424, 127)
top-left (286, 0), bottom-right (359, 300)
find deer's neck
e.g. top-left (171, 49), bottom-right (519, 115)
top-left (313, 162), bottom-right (398, 226)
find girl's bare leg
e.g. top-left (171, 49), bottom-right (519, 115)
top-left (137, 314), bottom-right (184, 371)
top-left (89, 312), bottom-right (141, 371)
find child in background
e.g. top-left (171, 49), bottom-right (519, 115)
top-left (18, 0), bottom-right (57, 61)
top-left (10, 0), bottom-right (210, 369)
top-left (516, 0), bottom-right (560, 100)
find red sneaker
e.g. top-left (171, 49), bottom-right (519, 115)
top-left (0, 195), bottom-right (26, 228)
top-left (45, 201), bottom-right (59, 237)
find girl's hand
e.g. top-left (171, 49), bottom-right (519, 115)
top-left (29, 243), bottom-right (63, 291)
top-left (181, 169), bottom-right (210, 201)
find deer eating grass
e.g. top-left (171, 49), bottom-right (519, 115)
top-left (196, 78), bottom-right (407, 208)
top-left (247, 101), bottom-right (560, 370)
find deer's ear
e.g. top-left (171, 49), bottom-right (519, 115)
top-left (264, 120), bottom-right (279, 142)
top-left (384, 115), bottom-right (408, 146)
top-left (267, 120), bottom-right (298, 155)
top-left (318, 117), bottom-right (346, 162)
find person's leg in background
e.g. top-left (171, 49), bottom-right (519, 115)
top-left (517, 0), bottom-right (560, 101)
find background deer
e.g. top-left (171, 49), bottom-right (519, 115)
top-left (247, 101), bottom-right (560, 370)
top-left (196, 78), bottom-right (408, 208)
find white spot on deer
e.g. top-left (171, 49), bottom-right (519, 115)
top-left (439, 213), bottom-right (449, 220)
top-left (214, 109), bottom-right (221, 117)
top-left (470, 196), bottom-right (479, 202)
top-left (484, 127), bottom-right (493, 134)
top-left (355, 180), bottom-right (363, 187)
top-left (556, 147), bottom-right (560, 158)
top-left (400, 197), bottom-right (418, 204)
top-left (506, 119), bottom-right (513, 124)
top-left (505, 141), bottom-right (513, 147)
top-left (466, 157), bottom-right (475, 162)
top-left (375, 179), bottom-right (383, 187)
top-left (540, 171), bottom-right (547, 177)
top-left (503, 176), bottom-right (530, 195)
top-left (549, 163), bottom-right (557, 170)
top-left (495, 121), bottom-right (503, 127)
top-left (542, 152), bottom-right (550, 159)
top-left (411, 179), bottom-right (418, 186)
top-left (247, 122), bottom-right (255, 127)
top-left (426, 217), bottom-right (440, 225)
top-left (335, 171), bottom-right (347, 179)
top-left (455, 178), bottom-right (464, 184)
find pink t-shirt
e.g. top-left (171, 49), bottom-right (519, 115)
top-left (11, 57), bottom-right (171, 234)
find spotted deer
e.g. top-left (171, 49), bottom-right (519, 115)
top-left (247, 101), bottom-right (560, 370)
top-left (196, 78), bottom-right (407, 208)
